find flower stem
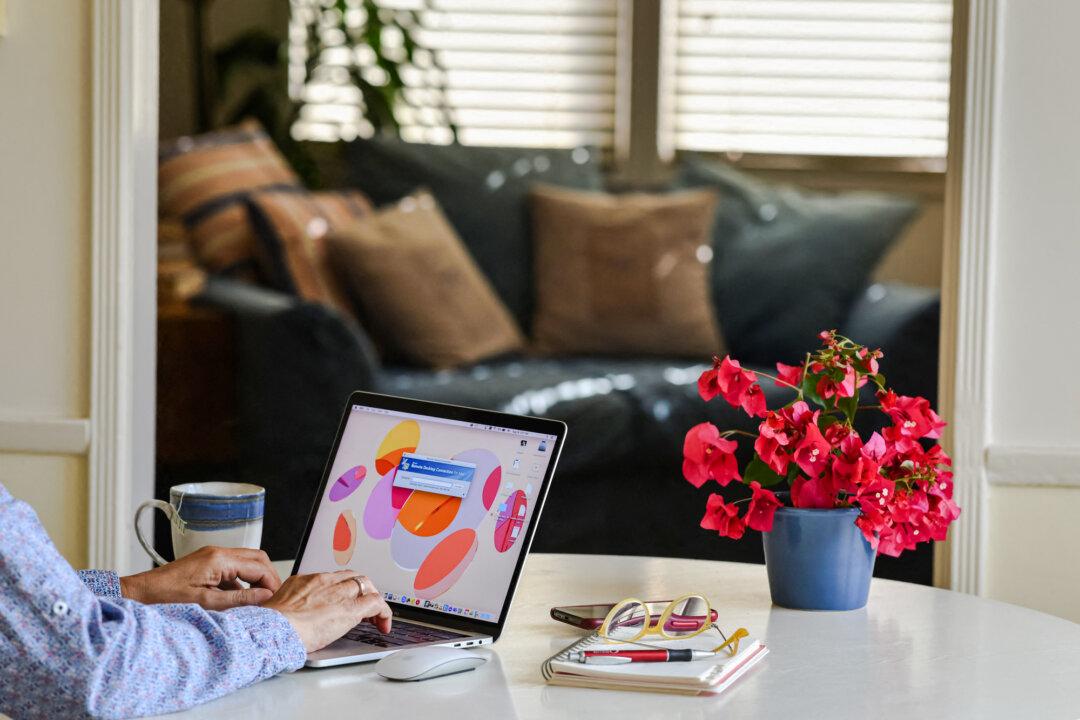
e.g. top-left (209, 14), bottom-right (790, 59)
top-left (720, 429), bottom-right (759, 440)
top-left (752, 369), bottom-right (801, 393)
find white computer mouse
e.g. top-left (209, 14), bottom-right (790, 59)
top-left (375, 646), bottom-right (488, 682)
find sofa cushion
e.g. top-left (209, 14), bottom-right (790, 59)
top-left (675, 155), bottom-right (919, 364)
top-left (327, 191), bottom-right (525, 368)
top-left (246, 187), bottom-right (374, 317)
top-left (530, 185), bottom-right (725, 359)
top-left (159, 120), bottom-right (302, 275)
top-left (344, 138), bottom-right (604, 329)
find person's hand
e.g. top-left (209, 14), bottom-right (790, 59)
top-left (262, 570), bottom-right (393, 653)
top-left (119, 546), bottom-right (282, 610)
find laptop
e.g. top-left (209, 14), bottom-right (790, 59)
top-left (291, 391), bottom-right (567, 667)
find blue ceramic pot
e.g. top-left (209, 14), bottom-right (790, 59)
top-left (762, 505), bottom-right (876, 611)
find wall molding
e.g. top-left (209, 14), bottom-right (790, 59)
top-left (986, 446), bottom-right (1080, 488)
top-left (939, 0), bottom-right (1001, 597)
top-left (89, 0), bottom-right (158, 573)
top-left (0, 416), bottom-right (91, 455)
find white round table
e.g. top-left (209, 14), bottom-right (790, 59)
top-left (166, 554), bottom-right (1080, 719)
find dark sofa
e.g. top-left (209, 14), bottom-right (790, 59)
top-left (156, 144), bottom-right (940, 584)
top-left (193, 275), bottom-right (939, 584)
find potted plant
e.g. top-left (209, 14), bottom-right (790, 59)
top-left (683, 331), bottom-right (960, 611)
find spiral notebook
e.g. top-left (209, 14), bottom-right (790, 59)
top-left (541, 631), bottom-right (768, 696)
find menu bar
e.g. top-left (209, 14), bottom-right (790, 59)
top-left (353, 404), bottom-right (556, 442)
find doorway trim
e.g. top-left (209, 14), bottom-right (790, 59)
top-left (88, 0), bottom-right (158, 573)
top-left (937, 0), bottom-right (1001, 594)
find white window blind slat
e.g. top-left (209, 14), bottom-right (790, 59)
top-left (678, 37), bottom-right (951, 62)
top-left (665, 0), bottom-right (953, 158)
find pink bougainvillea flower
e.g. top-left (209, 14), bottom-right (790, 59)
top-left (697, 357), bottom-right (724, 402)
top-left (829, 455), bottom-right (881, 497)
top-left (682, 422), bottom-right (741, 488)
top-left (924, 493), bottom-right (961, 541)
top-left (856, 346), bottom-right (881, 375)
top-left (779, 400), bottom-right (818, 432)
top-left (740, 383), bottom-right (768, 418)
top-left (754, 436), bottom-right (789, 476)
top-left (816, 365), bottom-right (857, 400)
top-left (878, 391), bottom-right (945, 440)
top-left (721, 358), bottom-right (757, 402)
top-left (755, 411), bottom-right (797, 474)
top-left (822, 423), bottom-right (855, 451)
top-left (699, 493), bottom-right (746, 539)
top-left (745, 481), bottom-right (783, 532)
top-left (793, 422), bottom-right (831, 478)
top-left (790, 474), bottom-right (836, 509)
top-left (775, 362), bottom-right (803, 389)
top-left (888, 488), bottom-right (930, 526)
top-left (700, 356), bottom-right (762, 411)
top-left (860, 431), bottom-right (889, 463)
top-left (755, 414), bottom-right (793, 475)
top-left (877, 523), bottom-right (918, 557)
top-left (758, 412), bottom-right (792, 445)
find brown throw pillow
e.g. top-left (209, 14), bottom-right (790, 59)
top-left (158, 119), bottom-right (301, 274)
top-left (327, 191), bottom-right (525, 368)
top-left (246, 188), bottom-right (374, 316)
top-left (530, 185), bottom-right (725, 358)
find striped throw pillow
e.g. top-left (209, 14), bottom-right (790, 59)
top-left (246, 188), bottom-right (374, 316)
top-left (158, 120), bottom-right (301, 274)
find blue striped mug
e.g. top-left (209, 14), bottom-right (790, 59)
top-left (134, 482), bottom-right (265, 566)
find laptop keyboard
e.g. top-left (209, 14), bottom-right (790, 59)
top-left (344, 620), bottom-right (469, 648)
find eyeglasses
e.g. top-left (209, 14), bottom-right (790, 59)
top-left (598, 594), bottom-right (748, 656)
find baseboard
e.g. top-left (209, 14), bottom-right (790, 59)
top-left (0, 416), bottom-right (91, 455)
top-left (985, 445), bottom-right (1080, 488)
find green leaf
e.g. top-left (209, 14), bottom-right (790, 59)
top-left (744, 456), bottom-right (784, 487)
top-left (801, 371), bottom-right (827, 410)
top-left (819, 414), bottom-right (840, 429)
top-left (838, 394), bottom-right (859, 424)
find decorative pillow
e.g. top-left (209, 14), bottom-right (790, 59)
top-left (158, 119), bottom-right (301, 274)
top-left (246, 188), bottom-right (374, 316)
top-left (326, 191), bottom-right (526, 368)
top-left (529, 185), bottom-right (724, 358)
top-left (344, 138), bottom-right (604, 330)
top-left (675, 155), bottom-right (919, 364)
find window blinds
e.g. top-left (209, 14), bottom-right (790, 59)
top-left (289, 0), bottom-right (619, 148)
top-left (664, 0), bottom-right (953, 158)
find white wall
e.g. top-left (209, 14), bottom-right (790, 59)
top-left (982, 0), bottom-right (1080, 623)
top-left (0, 0), bottom-right (92, 566)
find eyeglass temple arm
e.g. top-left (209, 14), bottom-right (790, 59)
top-left (713, 627), bottom-right (749, 655)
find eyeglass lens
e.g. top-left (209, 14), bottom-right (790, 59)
top-left (664, 595), bottom-right (711, 636)
top-left (605, 601), bottom-right (648, 640)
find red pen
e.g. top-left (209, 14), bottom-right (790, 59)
top-left (568, 649), bottom-right (716, 664)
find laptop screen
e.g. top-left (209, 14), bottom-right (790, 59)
top-left (296, 403), bottom-right (559, 624)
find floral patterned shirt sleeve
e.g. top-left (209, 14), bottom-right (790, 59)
top-left (0, 483), bottom-right (307, 720)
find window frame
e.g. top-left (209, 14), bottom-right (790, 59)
top-left (288, 0), bottom-right (950, 179)
top-left (613, 0), bottom-right (949, 181)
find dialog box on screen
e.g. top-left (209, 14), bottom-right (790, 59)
top-left (393, 452), bottom-right (477, 498)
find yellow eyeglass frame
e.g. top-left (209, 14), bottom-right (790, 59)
top-left (598, 594), bottom-right (749, 656)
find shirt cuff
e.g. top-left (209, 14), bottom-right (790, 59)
top-left (229, 605), bottom-right (308, 675)
top-left (76, 570), bottom-right (123, 599)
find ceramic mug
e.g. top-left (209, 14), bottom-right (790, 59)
top-left (135, 482), bottom-right (265, 566)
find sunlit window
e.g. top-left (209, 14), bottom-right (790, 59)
top-left (290, 0), bottom-right (951, 159)
top-left (662, 0), bottom-right (953, 158)
top-left (289, 0), bottom-right (619, 148)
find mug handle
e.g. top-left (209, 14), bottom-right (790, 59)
top-left (134, 499), bottom-right (176, 567)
